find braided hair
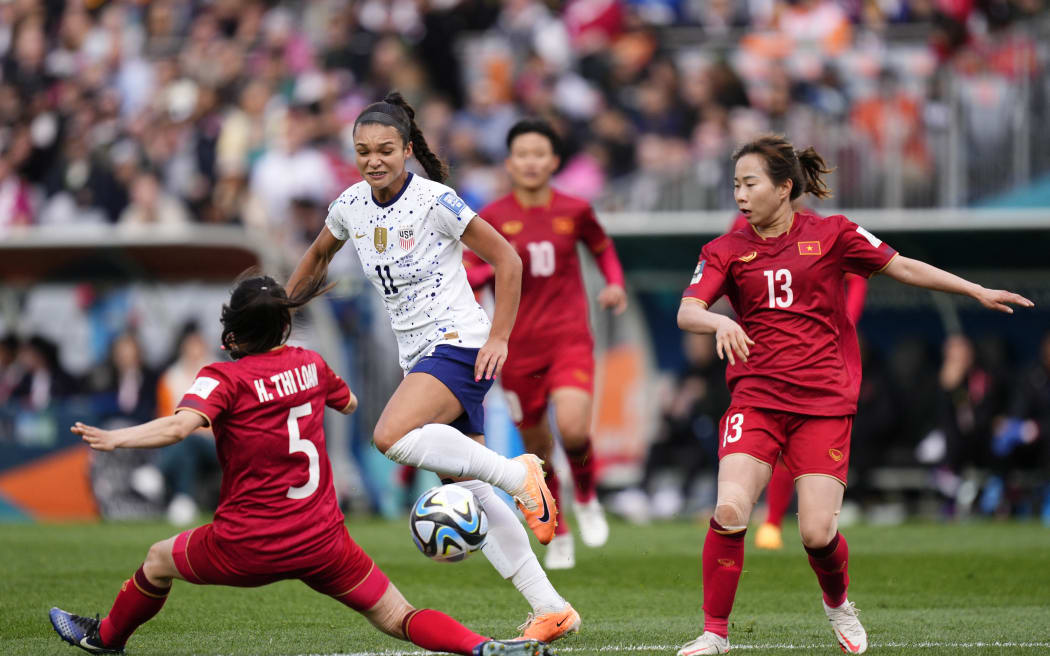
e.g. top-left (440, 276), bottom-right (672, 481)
top-left (354, 91), bottom-right (449, 182)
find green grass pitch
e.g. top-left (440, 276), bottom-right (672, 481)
top-left (2, 518), bottom-right (1048, 655)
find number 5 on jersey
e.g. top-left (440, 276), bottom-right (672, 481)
top-left (287, 402), bottom-right (319, 499)
top-left (723, 412), bottom-right (744, 448)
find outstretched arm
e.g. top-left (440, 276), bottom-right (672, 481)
top-left (72, 411), bottom-right (207, 451)
top-left (677, 299), bottom-right (754, 366)
top-left (287, 228), bottom-right (346, 296)
top-left (460, 217), bottom-right (523, 381)
top-left (880, 256), bottom-right (1034, 313)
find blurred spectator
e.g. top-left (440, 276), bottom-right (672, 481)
top-left (86, 332), bottom-right (157, 424)
top-left (10, 335), bottom-right (76, 411)
top-left (921, 334), bottom-right (1009, 515)
top-left (249, 105), bottom-right (335, 240)
top-left (117, 169), bottom-right (192, 229)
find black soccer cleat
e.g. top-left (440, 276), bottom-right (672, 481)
top-left (473, 638), bottom-right (557, 656)
top-left (49, 607), bottom-right (124, 654)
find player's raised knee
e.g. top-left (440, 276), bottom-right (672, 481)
top-left (372, 421), bottom-right (403, 454)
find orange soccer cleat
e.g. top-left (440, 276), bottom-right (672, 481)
top-left (518, 604), bottom-right (581, 642)
top-left (512, 454), bottom-right (557, 545)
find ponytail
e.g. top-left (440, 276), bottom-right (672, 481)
top-left (220, 270), bottom-right (334, 359)
top-left (795, 146), bottom-right (833, 200)
top-left (732, 134), bottom-right (834, 200)
top-left (354, 91), bottom-right (449, 183)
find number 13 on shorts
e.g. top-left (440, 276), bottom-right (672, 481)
top-left (723, 412), bottom-right (744, 448)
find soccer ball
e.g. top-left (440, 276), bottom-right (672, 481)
top-left (409, 484), bottom-right (488, 562)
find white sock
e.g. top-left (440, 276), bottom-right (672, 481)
top-left (385, 424), bottom-right (526, 493)
top-left (458, 480), bottom-right (566, 615)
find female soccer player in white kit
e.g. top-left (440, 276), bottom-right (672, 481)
top-left (287, 92), bottom-right (580, 642)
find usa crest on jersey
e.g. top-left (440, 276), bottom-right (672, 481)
top-left (399, 226), bottom-right (415, 251)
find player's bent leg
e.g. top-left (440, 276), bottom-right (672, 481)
top-left (51, 537), bottom-right (182, 654)
top-left (454, 478), bottom-right (575, 634)
top-left (378, 374), bottom-right (531, 496)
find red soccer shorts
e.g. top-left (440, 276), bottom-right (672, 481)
top-left (172, 524), bottom-right (389, 611)
top-left (500, 335), bottom-right (595, 429)
top-left (717, 406), bottom-right (853, 485)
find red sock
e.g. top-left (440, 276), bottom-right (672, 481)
top-left (98, 566), bottom-right (170, 647)
top-left (565, 440), bottom-right (596, 503)
top-left (403, 609), bottom-right (488, 655)
top-left (702, 519), bottom-right (746, 638)
top-left (805, 532), bottom-right (850, 608)
top-left (543, 460), bottom-right (571, 536)
top-left (764, 464), bottom-right (794, 528)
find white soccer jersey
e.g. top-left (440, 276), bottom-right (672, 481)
top-left (325, 173), bottom-right (492, 371)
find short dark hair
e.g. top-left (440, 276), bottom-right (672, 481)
top-left (506, 118), bottom-right (562, 157)
top-left (220, 272), bottom-right (332, 359)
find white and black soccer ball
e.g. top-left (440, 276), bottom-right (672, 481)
top-left (409, 484), bottom-right (488, 563)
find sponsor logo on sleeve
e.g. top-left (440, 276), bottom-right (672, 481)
top-left (690, 260), bottom-right (706, 284)
top-left (438, 191), bottom-right (467, 217)
top-left (856, 225), bottom-right (883, 247)
top-left (186, 377), bottom-right (220, 400)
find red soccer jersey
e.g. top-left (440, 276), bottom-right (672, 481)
top-left (175, 346), bottom-right (352, 568)
top-left (684, 211), bottom-right (897, 416)
top-left (473, 190), bottom-right (619, 351)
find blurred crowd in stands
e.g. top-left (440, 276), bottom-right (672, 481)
top-left (2, 0), bottom-right (1049, 247)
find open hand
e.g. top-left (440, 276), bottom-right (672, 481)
top-left (974, 288), bottom-right (1034, 314)
top-left (71, 422), bottom-right (120, 451)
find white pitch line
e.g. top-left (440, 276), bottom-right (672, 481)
top-left (293, 642), bottom-right (1050, 656)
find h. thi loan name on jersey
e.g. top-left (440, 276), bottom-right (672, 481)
top-left (252, 362), bottom-right (320, 403)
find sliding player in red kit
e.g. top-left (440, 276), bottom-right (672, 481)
top-left (725, 213), bottom-right (869, 551)
top-left (466, 118), bottom-right (627, 572)
top-left (675, 135), bottom-right (1032, 655)
top-left (48, 275), bottom-right (554, 656)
